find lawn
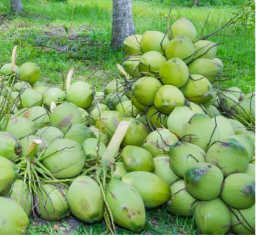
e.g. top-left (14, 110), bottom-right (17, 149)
top-left (0, 0), bottom-right (255, 235)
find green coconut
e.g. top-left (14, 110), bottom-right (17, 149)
top-left (168, 18), bottom-right (197, 42)
top-left (180, 74), bottom-right (214, 104)
top-left (185, 113), bottom-right (220, 151)
top-left (159, 58), bottom-right (189, 87)
top-left (194, 198), bottom-right (231, 235)
top-left (103, 92), bottom-right (129, 110)
top-left (122, 145), bottom-right (154, 172)
top-left (138, 51), bottom-right (167, 74)
top-left (20, 62), bottom-right (41, 84)
top-left (0, 156), bottom-right (18, 193)
top-left (194, 40), bottom-right (217, 59)
top-left (16, 106), bottom-right (50, 128)
top-left (89, 126), bottom-right (109, 146)
top-left (188, 58), bottom-right (222, 83)
top-left (122, 171), bottom-right (170, 208)
top-left (184, 162), bottom-right (223, 200)
top-left (220, 93), bottom-right (238, 110)
top-left (123, 34), bottom-right (143, 55)
top-left (113, 162), bottom-right (128, 180)
top-left (7, 179), bottom-right (32, 216)
top-left (82, 138), bottom-right (106, 160)
top-left (214, 57), bottom-right (224, 70)
top-left (35, 126), bottom-right (64, 144)
top-left (154, 85), bottom-right (185, 114)
top-left (104, 80), bottom-right (122, 95)
top-left (36, 184), bottom-right (69, 221)
top-left (165, 36), bottom-right (195, 64)
top-left (14, 81), bottom-right (31, 92)
top-left (65, 124), bottom-right (96, 144)
top-left (123, 57), bottom-right (141, 78)
top-left (142, 129), bottom-right (178, 157)
top-left (140, 31), bottom-right (169, 54)
top-left (188, 101), bottom-right (206, 114)
top-left (245, 164), bottom-right (255, 179)
top-left (153, 156), bottom-right (180, 185)
top-left (89, 104), bottom-right (109, 124)
top-left (233, 98), bottom-right (255, 123)
top-left (67, 176), bottom-right (103, 223)
top-left (95, 92), bottom-right (105, 103)
top-left (20, 89), bottom-right (43, 107)
top-left (116, 100), bottom-right (139, 117)
top-left (146, 106), bottom-right (168, 128)
top-left (0, 63), bottom-right (20, 75)
top-left (67, 81), bottom-right (93, 109)
top-left (167, 106), bottom-right (194, 138)
top-left (121, 118), bottom-right (149, 147)
top-left (224, 87), bottom-right (244, 101)
top-left (0, 132), bottom-right (21, 161)
top-left (35, 86), bottom-right (50, 97)
top-left (78, 107), bottom-right (90, 124)
top-left (205, 105), bottom-right (220, 118)
top-left (231, 205), bottom-right (255, 235)
top-left (221, 173), bottom-right (255, 209)
top-left (41, 138), bottom-right (86, 178)
top-left (228, 119), bottom-right (247, 135)
top-left (204, 91), bottom-right (221, 108)
top-left (96, 110), bottom-right (125, 138)
top-left (106, 180), bottom-right (146, 232)
top-left (132, 76), bottom-right (162, 106)
top-left (43, 87), bottom-right (66, 107)
top-left (0, 197), bottom-right (29, 234)
top-left (166, 180), bottom-right (196, 217)
top-left (6, 115), bottom-right (37, 139)
top-left (213, 115), bottom-right (235, 139)
top-left (169, 141), bottom-right (206, 178)
top-left (206, 137), bottom-right (249, 177)
top-left (50, 102), bottom-right (82, 134)
top-left (244, 91), bottom-right (255, 100)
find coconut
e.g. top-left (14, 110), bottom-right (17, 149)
top-left (168, 18), bottom-right (197, 42)
top-left (167, 106), bottom-right (194, 138)
top-left (14, 81), bottom-right (31, 92)
top-left (220, 93), bottom-right (238, 110)
top-left (154, 85), bottom-right (185, 114)
top-left (82, 138), bottom-right (106, 160)
top-left (43, 87), bottom-right (66, 107)
top-left (35, 86), bottom-right (51, 97)
top-left (50, 102), bottom-right (82, 134)
top-left (228, 119), bottom-right (247, 135)
top-left (67, 176), bottom-right (103, 223)
top-left (35, 126), bottom-right (64, 144)
top-left (122, 171), bottom-right (170, 208)
top-left (221, 173), bottom-right (255, 209)
top-left (194, 198), bottom-right (231, 235)
top-left (122, 145), bottom-right (154, 172)
top-left (113, 162), bottom-right (128, 180)
top-left (214, 57), bottom-right (224, 70)
top-left (65, 124), bottom-right (96, 144)
top-left (180, 74), bottom-right (214, 104)
top-left (224, 87), bottom-right (244, 101)
top-left (20, 135), bottom-right (47, 157)
top-left (89, 126), bottom-right (109, 146)
top-left (188, 101), bottom-right (206, 114)
top-left (188, 58), bottom-right (222, 83)
top-left (140, 31), bottom-right (169, 54)
top-left (204, 91), bottom-right (221, 108)
top-left (185, 113), bottom-right (220, 151)
top-left (123, 57), bottom-right (141, 78)
top-left (41, 138), bottom-right (86, 178)
top-left (206, 137), bottom-right (249, 176)
top-left (104, 80), bottom-right (122, 95)
top-left (106, 180), bottom-right (146, 232)
top-left (132, 76), bottom-right (162, 106)
top-left (159, 58), bottom-right (189, 87)
top-left (231, 205), bottom-right (255, 235)
top-left (167, 180), bottom-right (196, 217)
top-left (169, 142), bottom-right (206, 178)
top-left (121, 118), bottom-right (149, 147)
top-left (142, 129), bottom-right (178, 157)
top-left (245, 164), bottom-right (255, 179)
top-left (205, 105), bottom-right (220, 118)
top-left (194, 40), bottom-right (217, 59)
top-left (0, 132), bottom-right (21, 161)
top-left (116, 100), bottom-right (139, 117)
top-left (184, 163), bottom-right (223, 200)
top-left (244, 91), bottom-right (255, 100)
top-left (20, 62), bottom-right (41, 84)
top-left (130, 96), bottom-right (146, 112)
top-left (233, 98), bottom-right (255, 123)
top-left (153, 156), bottom-right (179, 185)
top-left (78, 107), bottom-right (90, 124)
top-left (0, 156), bottom-right (18, 193)
top-left (123, 34), bottom-right (143, 55)
top-left (165, 36), bottom-right (195, 64)
top-left (6, 115), bottom-right (37, 139)
top-left (67, 81), bottom-right (93, 109)
top-left (7, 179), bottom-right (32, 216)
top-left (20, 89), bottom-right (43, 107)
top-left (138, 51), bottom-right (167, 74)
top-left (213, 115), bottom-right (235, 139)
top-left (36, 184), bottom-right (69, 221)
top-left (0, 197), bottom-right (29, 234)
top-left (103, 92), bottom-right (129, 110)
top-left (96, 111), bottom-right (125, 138)
top-left (146, 106), bottom-right (168, 128)
top-left (0, 63), bottom-right (20, 75)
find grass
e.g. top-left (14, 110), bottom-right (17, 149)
top-left (0, 0), bottom-right (255, 235)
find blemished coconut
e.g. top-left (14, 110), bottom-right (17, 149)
top-left (146, 106), bottom-right (168, 128)
top-left (19, 62), bottom-right (41, 84)
top-left (140, 31), bottom-right (169, 54)
top-left (168, 18), bottom-right (197, 42)
top-left (123, 34), bottom-right (143, 55)
top-left (194, 40), bottom-right (217, 59)
top-left (159, 58), bottom-right (189, 87)
top-left (20, 89), bottom-right (43, 107)
top-left (43, 87), bottom-right (66, 107)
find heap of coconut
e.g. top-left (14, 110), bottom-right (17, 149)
top-left (0, 17), bottom-right (254, 235)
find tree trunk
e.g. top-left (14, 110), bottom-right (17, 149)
top-left (193, 0), bottom-right (199, 5)
top-left (11, 0), bottom-right (23, 13)
top-left (111, 0), bottom-right (136, 47)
